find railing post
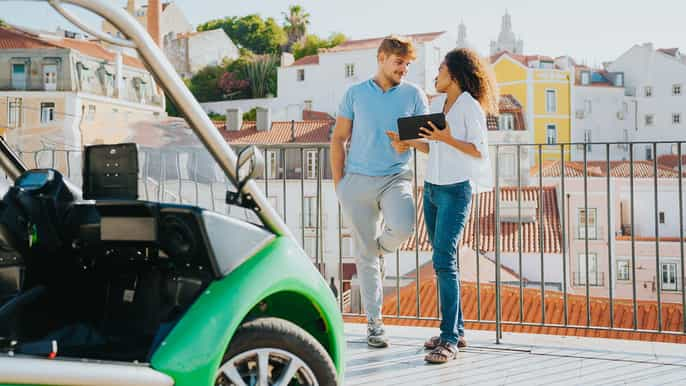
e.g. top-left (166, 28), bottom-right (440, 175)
top-left (495, 145), bottom-right (502, 343)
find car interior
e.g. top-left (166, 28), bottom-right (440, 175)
top-left (0, 143), bottom-right (216, 362)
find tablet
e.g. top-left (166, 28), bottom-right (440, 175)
top-left (397, 113), bottom-right (446, 140)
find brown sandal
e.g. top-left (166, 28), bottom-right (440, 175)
top-left (425, 336), bottom-right (467, 349)
top-left (424, 341), bottom-right (458, 364)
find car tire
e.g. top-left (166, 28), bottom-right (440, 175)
top-left (216, 317), bottom-right (337, 386)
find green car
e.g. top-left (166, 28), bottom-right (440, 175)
top-left (0, 1), bottom-right (344, 385)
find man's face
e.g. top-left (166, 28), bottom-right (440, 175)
top-left (378, 53), bottom-right (411, 85)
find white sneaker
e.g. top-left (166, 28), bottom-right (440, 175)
top-left (367, 319), bottom-right (389, 348)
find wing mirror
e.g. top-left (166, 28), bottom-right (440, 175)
top-left (226, 145), bottom-right (264, 209)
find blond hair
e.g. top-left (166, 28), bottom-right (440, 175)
top-left (377, 35), bottom-right (417, 61)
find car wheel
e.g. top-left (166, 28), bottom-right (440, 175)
top-left (216, 317), bottom-right (337, 386)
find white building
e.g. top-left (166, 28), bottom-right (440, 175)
top-left (568, 64), bottom-right (630, 161)
top-left (202, 31), bottom-right (456, 119)
top-left (490, 11), bottom-right (524, 56)
top-left (165, 29), bottom-right (240, 79)
top-left (606, 43), bottom-right (686, 160)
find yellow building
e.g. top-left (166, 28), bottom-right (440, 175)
top-left (491, 51), bottom-right (572, 162)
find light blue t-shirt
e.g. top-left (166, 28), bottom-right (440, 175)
top-left (338, 79), bottom-right (429, 176)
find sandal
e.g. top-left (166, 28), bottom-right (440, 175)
top-left (425, 335), bottom-right (467, 349)
top-left (424, 341), bottom-right (458, 364)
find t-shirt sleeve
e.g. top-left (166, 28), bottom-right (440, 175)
top-left (464, 103), bottom-right (489, 156)
top-left (338, 87), bottom-right (355, 120)
top-left (414, 89), bottom-right (430, 115)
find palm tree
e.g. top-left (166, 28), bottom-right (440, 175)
top-left (242, 55), bottom-right (278, 98)
top-left (283, 5), bottom-right (310, 52)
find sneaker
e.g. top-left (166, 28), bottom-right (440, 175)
top-left (367, 320), bottom-right (389, 348)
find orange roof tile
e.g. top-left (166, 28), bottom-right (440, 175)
top-left (350, 281), bottom-right (686, 344)
top-left (657, 154), bottom-right (686, 170)
top-left (487, 94), bottom-right (526, 131)
top-left (217, 120), bottom-right (332, 145)
top-left (302, 110), bottom-right (335, 121)
top-left (289, 54), bottom-right (319, 66)
top-left (0, 27), bottom-right (144, 69)
top-left (533, 160), bottom-right (681, 178)
top-left (324, 31), bottom-right (446, 53)
top-left (401, 186), bottom-right (561, 254)
top-left (490, 50), bottom-right (556, 67)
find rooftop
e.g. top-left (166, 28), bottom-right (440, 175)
top-left (323, 31), bottom-right (446, 53)
top-left (533, 160), bottom-right (683, 178)
top-left (214, 120), bottom-right (333, 145)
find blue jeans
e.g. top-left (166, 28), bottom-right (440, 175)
top-left (423, 180), bottom-right (472, 344)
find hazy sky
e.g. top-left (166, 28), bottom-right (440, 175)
top-left (2, 0), bottom-right (684, 66)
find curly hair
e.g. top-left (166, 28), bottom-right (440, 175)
top-left (444, 48), bottom-right (499, 115)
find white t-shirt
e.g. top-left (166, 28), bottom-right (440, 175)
top-left (424, 92), bottom-right (493, 190)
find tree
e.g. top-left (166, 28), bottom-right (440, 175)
top-left (187, 66), bottom-right (225, 102)
top-left (218, 71), bottom-right (250, 100)
top-left (242, 55), bottom-right (278, 98)
top-left (282, 5), bottom-right (310, 52)
top-left (292, 33), bottom-right (346, 60)
top-left (197, 15), bottom-right (286, 55)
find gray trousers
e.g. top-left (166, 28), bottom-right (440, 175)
top-left (336, 170), bottom-right (416, 322)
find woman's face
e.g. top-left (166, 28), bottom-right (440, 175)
top-left (434, 61), bottom-right (455, 93)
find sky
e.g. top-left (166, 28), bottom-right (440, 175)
top-left (1, 0), bottom-right (685, 66)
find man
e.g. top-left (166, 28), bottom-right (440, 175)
top-left (331, 35), bottom-right (429, 348)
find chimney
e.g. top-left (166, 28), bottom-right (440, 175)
top-left (147, 0), bottom-right (162, 47)
top-left (281, 52), bottom-right (294, 67)
top-left (127, 0), bottom-right (137, 14)
top-left (225, 108), bottom-right (242, 131)
top-left (256, 107), bottom-right (271, 131)
top-left (290, 119), bottom-right (296, 142)
top-left (114, 49), bottom-right (123, 98)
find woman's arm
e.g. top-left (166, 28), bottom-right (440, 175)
top-left (419, 121), bottom-right (481, 158)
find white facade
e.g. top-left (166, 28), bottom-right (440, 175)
top-left (607, 43), bottom-right (686, 160)
top-left (571, 83), bottom-right (632, 161)
top-left (203, 32), bottom-right (456, 119)
top-left (165, 29), bottom-right (240, 78)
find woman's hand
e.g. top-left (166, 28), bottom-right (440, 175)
top-left (419, 121), bottom-right (452, 143)
top-left (386, 131), bottom-right (410, 153)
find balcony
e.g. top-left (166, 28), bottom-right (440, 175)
top-left (15, 139), bottom-right (686, 381)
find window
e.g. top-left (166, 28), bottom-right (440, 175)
top-left (86, 104), bottom-right (96, 121)
top-left (577, 253), bottom-right (600, 286)
top-left (580, 72), bottom-right (590, 85)
top-left (546, 124), bottom-right (557, 144)
top-left (303, 196), bottom-right (317, 228)
top-left (617, 260), bottom-right (630, 281)
top-left (40, 102), bottom-right (55, 123)
top-left (11, 63), bottom-right (27, 90)
top-left (266, 150), bottom-right (279, 179)
top-left (306, 149), bottom-right (318, 179)
top-left (499, 153), bottom-right (515, 178)
top-left (661, 262), bottom-right (678, 291)
top-left (646, 145), bottom-right (653, 160)
top-left (673, 84), bottom-right (682, 96)
top-left (341, 236), bottom-right (353, 257)
top-left (645, 114), bottom-right (654, 126)
top-left (659, 211), bottom-right (665, 224)
top-left (296, 69), bottom-right (305, 82)
top-left (498, 114), bottom-right (514, 130)
top-left (673, 113), bottom-right (681, 125)
top-left (584, 130), bottom-right (592, 152)
top-left (345, 63), bottom-right (355, 78)
top-left (43, 64), bottom-right (57, 91)
top-left (303, 236), bottom-right (316, 258)
top-left (614, 73), bottom-right (624, 87)
top-left (584, 100), bottom-right (592, 114)
top-left (7, 98), bottom-right (22, 127)
top-left (644, 86), bottom-right (653, 97)
top-left (577, 208), bottom-right (597, 239)
top-left (545, 89), bottom-right (557, 113)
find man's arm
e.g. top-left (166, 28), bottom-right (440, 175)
top-left (330, 116), bottom-right (352, 186)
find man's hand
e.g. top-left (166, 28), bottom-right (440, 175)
top-left (386, 131), bottom-right (410, 153)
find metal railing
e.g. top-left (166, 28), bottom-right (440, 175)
top-left (15, 140), bottom-right (686, 341)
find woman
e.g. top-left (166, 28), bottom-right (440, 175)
top-left (387, 48), bottom-right (497, 364)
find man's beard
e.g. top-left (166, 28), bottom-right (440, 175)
top-left (383, 71), bottom-right (401, 86)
